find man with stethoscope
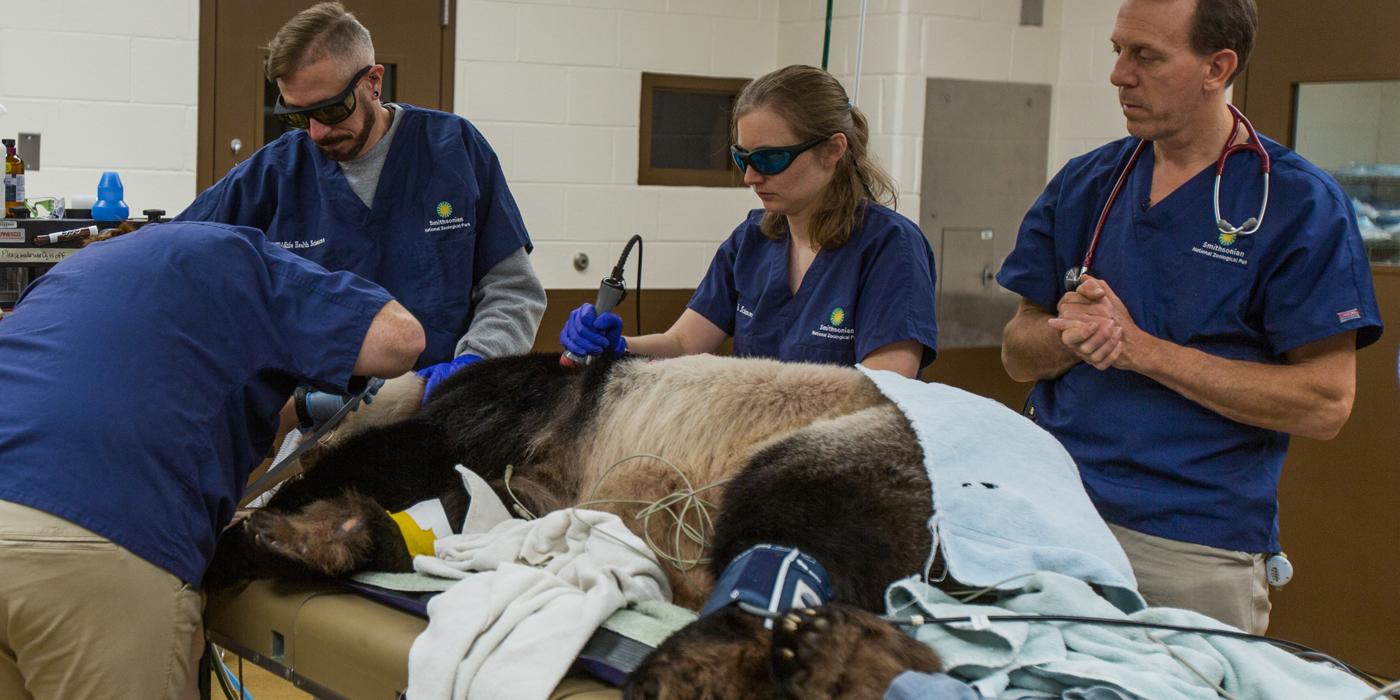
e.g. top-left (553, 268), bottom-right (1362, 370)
top-left (997, 0), bottom-right (1382, 634)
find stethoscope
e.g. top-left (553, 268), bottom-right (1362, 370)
top-left (1063, 104), bottom-right (1271, 293)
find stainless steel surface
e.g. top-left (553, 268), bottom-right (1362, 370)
top-left (1020, 0), bottom-right (1044, 26)
top-left (230, 138), bottom-right (243, 156)
top-left (574, 252), bottom-right (590, 271)
top-left (18, 133), bottom-right (39, 171)
top-left (921, 78), bottom-right (1050, 348)
top-left (937, 227), bottom-right (1009, 348)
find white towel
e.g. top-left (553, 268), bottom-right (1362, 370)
top-left (406, 508), bottom-right (670, 700)
top-left (857, 367), bottom-right (1142, 612)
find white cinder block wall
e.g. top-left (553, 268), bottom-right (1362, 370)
top-left (1053, 0), bottom-right (1130, 172)
top-left (0, 0), bottom-right (200, 216)
top-left (778, 0), bottom-right (1068, 240)
top-left (457, 0), bottom-right (783, 290)
top-left (0, 0), bottom-right (1127, 288)
top-left (467, 0), bottom-right (1127, 288)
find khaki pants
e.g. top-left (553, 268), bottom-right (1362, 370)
top-left (0, 500), bottom-right (204, 700)
top-left (1109, 523), bottom-right (1271, 634)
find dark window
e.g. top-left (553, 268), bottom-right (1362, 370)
top-left (639, 73), bottom-right (750, 187)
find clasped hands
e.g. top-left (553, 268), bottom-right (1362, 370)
top-left (1047, 275), bottom-right (1147, 371)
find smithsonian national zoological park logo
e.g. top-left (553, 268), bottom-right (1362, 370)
top-left (425, 200), bottom-right (471, 234)
top-left (810, 307), bottom-right (855, 342)
top-left (1191, 230), bottom-right (1248, 266)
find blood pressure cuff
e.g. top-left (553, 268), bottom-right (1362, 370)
top-left (700, 544), bottom-right (834, 618)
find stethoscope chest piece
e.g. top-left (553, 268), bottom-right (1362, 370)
top-left (1063, 265), bottom-right (1088, 294)
top-left (1065, 105), bottom-right (1270, 297)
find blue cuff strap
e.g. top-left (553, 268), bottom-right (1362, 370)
top-left (701, 544), bottom-right (834, 618)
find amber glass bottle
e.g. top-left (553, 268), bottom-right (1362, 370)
top-left (3, 139), bottom-right (25, 217)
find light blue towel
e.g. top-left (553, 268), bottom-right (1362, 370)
top-left (886, 572), bottom-right (1375, 699)
top-left (884, 671), bottom-right (983, 699)
top-left (858, 367), bottom-right (1140, 611)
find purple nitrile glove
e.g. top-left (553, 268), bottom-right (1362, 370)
top-left (416, 353), bottom-right (483, 406)
top-left (561, 303), bottom-right (627, 359)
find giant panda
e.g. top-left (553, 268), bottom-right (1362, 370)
top-left (209, 352), bottom-right (944, 698)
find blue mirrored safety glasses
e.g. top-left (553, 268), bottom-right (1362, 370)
top-left (273, 65), bottom-right (373, 129)
top-left (730, 135), bottom-right (832, 176)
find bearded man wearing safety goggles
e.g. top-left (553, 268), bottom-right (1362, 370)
top-left (178, 1), bottom-right (546, 405)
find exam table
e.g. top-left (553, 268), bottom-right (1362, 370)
top-left (201, 580), bottom-right (627, 699)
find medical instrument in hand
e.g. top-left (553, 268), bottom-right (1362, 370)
top-left (1064, 104), bottom-right (1270, 293)
top-left (561, 234), bottom-right (643, 368)
top-left (240, 376), bottom-right (385, 507)
top-left (293, 380), bottom-right (382, 431)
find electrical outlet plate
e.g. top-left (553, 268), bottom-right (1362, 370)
top-left (17, 133), bottom-right (39, 171)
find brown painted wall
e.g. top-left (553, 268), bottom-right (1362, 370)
top-left (1235, 0), bottom-right (1400, 676)
top-left (1269, 269), bottom-right (1400, 675)
top-left (1237, 1), bottom-right (1400, 144)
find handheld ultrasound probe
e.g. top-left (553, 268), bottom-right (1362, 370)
top-left (561, 235), bottom-right (642, 368)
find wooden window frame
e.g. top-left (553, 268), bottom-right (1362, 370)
top-left (638, 72), bottom-right (750, 187)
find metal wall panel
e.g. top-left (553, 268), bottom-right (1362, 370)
top-left (920, 78), bottom-right (1051, 348)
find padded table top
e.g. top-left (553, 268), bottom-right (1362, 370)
top-left (205, 580), bottom-right (623, 699)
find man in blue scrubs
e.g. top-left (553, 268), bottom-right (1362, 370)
top-left (178, 2), bottom-right (545, 399)
top-left (0, 222), bottom-right (424, 698)
top-left (998, 0), bottom-right (1381, 633)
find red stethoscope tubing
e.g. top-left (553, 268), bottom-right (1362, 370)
top-left (1077, 104), bottom-right (1271, 277)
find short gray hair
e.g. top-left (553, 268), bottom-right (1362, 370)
top-left (264, 2), bottom-right (374, 83)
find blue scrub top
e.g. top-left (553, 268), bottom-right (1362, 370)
top-left (176, 104), bottom-right (531, 367)
top-left (997, 135), bottom-right (1383, 553)
top-left (689, 204), bottom-right (938, 368)
top-left (0, 222), bottom-right (393, 586)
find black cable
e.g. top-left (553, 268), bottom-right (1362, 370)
top-left (635, 238), bottom-right (643, 334)
top-left (612, 234), bottom-right (643, 335)
top-left (207, 641), bottom-right (238, 700)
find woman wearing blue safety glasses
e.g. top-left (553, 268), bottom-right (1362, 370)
top-left (561, 65), bottom-right (939, 377)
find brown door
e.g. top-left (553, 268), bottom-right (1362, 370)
top-left (196, 0), bottom-right (455, 190)
top-left (1235, 0), bottom-right (1400, 676)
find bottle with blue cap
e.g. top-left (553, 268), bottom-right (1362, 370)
top-left (91, 171), bottom-right (129, 222)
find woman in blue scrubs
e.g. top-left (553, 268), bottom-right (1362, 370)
top-left (562, 65), bottom-right (938, 378)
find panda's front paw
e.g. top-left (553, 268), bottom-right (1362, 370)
top-left (770, 603), bottom-right (941, 700)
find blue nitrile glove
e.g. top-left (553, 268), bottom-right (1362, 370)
top-left (561, 303), bottom-right (627, 358)
top-left (593, 309), bottom-right (627, 356)
top-left (416, 353), bottom-right (483, 405)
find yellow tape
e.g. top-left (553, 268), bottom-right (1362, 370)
top-left (388, 509), bottom-right (438, 558)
